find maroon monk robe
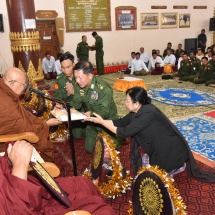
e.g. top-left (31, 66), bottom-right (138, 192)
top-left (151, 63), bottom-right (164, 75)
top-left (0, 78), bottom-right (53, 161)
top-left (0, 155), bottom-right (116, 215)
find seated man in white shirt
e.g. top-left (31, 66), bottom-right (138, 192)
top-left (148, 52), bottom-right (164, 75)
top-left (163, 49), bottom-right (177, 73)
top-left (125, 51), bottom-right (136, 74)
top-left (131, 52), bottom-right (149, 76)
top-left (140, 47), bottom-right (149, 66)
top-left (42, 52), bottom-right (56, 80)
top-left (196, 48), bottom-right (204, 60)
top-left (55, 53), bottom-right (63, 75)
top-left (177, 50), bottom-right (185, 70)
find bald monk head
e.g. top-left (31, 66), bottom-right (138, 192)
top-left (3, 67), bottom-right (28, 96)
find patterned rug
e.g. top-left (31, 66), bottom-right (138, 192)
top-left (54, 138), bottom-right (215, 215)
top-left (148, 88), bottom-right (215, 106)
top-left (173, 114), bottom-right (215, 163)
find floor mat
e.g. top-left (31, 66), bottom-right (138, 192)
top-left (148, 88), bottom-right (215, 106)
top-left (173, 114), bottom-right (215, 165)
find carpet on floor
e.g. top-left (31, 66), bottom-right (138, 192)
top-left (148, 88), bottom-right (215, 106)
top-left (54, 138), bottom-right (215, 215)
top-left (173, 114), bottom-right (215, 165)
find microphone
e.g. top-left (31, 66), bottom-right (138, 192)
top-left (29, 87), bottom-right (47, 97)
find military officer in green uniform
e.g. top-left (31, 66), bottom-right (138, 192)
top-left (172, 53), bottom-right (192, 81)
top-left (76, 35), bottom-right (89, 61)
top-left (72, 60), bottom-right (120, 153)
top-left (90, 31), bottom-right (104, 76)
top-left (207, 53), bottom-right (215, 85)
top-left (209, 53), bottom-right (215, 71)
top-left (192, 57), bottom-right (213, 85)
top-left (185, 51), bottom-right (202, 82)
top-left (189, 51), bottom-right (201, 71)
top-left (175, 43), bottom-right (184, 59)
top-left (163, 42), bottom-right (175, 58)
top-left (54, 52), bottom-right (85, 139)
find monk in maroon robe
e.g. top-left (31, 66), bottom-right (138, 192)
top-left (0, 140), bottom-right (115, 215)
top-left (0, 68), bottom-right (61, 161)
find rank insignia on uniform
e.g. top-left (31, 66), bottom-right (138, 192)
top-left (91, 91), bottom-right (98, 100)
top-left (97, 84), bottom-right (103, 90)
top-left (54, 83), bottom-right (59, 90)
top-left (91, 84), bottom-right (94, 89)
top-left (80, 89), bottom-right (84, 96)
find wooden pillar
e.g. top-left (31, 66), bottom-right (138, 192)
top-left (6, 0), bottom-right (44, 82)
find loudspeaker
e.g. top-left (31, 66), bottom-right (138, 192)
top-left (185, 38), bottom-right (197, 55)
top-left (0, 14), bottom-right (4, 33)
top-left (209, 18), bottom-right (215, 31)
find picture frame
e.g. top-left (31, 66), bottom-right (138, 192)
top-left (160, 12), bottom-right (178, 29)
top-left (64, 0), bottom-right (111, 32)
top-left (115, 6), bottom-right (137, 30)
top-left (179, 13), bottom-right (190, 28)
top-left (140, 13), bottom-right (159, 30)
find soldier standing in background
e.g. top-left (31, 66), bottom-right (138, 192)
top-left (76, 35), bottom-right (89, 61)
top-left (90, 31), bottom-right (104, 76)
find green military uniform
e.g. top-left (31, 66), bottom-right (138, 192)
top-left (54, 73), bottom-right (85, 139)
top-left (186, 57), bottom-right (202, 81)
top-left (71, 76), bottom-right (120, 153)
top-left (163, 48), bottom-right (175, 58)
top-left (76, 42), bottom-right (89, 61)
top-left (208, 59), bottom-right (215, 85)
top-left (190, 57), bottom-right (201, 71)
top-left (209, 59), bottom-right (215, 71)
top-left (175, 49), bottom-right (184, 59)
top-left (193, 63), bottom-right (213, 85)
top-left (172, 59), bottom-right (192, 81)
top-left (92, 35), bottom-right (104, 75)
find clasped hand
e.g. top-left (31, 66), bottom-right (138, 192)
top-left (65, 82), bottom-right (74, 96)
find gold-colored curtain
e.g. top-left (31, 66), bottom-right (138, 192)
top-left (55, 17), bottom-right (64, 51)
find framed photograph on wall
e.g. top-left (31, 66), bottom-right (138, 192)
top-left (179, 13), bottom-right (190, 28)
top-left (140, 13), bottom-right (159, 30)
top-left (115, 6), bottom-right (137, 30)
top-left (160, 12), bottom-right (178, 29)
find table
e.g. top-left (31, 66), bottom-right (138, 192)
top-left (113, 76), bottom-right (147, 92)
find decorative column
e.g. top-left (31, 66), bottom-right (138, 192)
top-left (6, 0), bottom-right (44, 82)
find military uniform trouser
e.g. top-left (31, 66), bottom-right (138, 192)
top-left (205, 79), bottom-right (215, 86)
top-left (96, 51), bottom-right (104, 75)
top-left (85, 122), bottom-right (121, 153)
top-left (193, 78), bottom-right (207, 84)
top-left (172, 73), bottom-right (195, 82)
top-left (72, 120), bottom-right (86, 140)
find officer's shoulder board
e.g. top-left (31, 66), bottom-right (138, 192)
top-left (57, 73), bottom-right (64, 80)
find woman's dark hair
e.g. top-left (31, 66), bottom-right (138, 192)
top-left (73, 60), bottom-right (94, 74)
top-left (60, 51), bottom-right (74, 63)
top-left (126, 87), bottom-right (151, 105)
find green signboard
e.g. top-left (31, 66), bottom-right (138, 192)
top-left (64, 0), bottom-right (111, 32)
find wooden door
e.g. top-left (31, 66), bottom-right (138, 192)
top-left (36, 20), bottom-right (59, 60)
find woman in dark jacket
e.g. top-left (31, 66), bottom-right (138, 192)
top-left (86, 86), bottom-right (215, 182)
